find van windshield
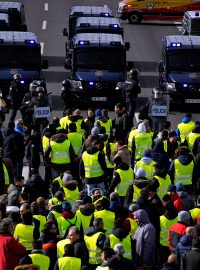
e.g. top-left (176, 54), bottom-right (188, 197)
top-left (74, 47), bottom-right (125, 70)
top-left (191, 20), bottom-right (200, 34)
top-left (166, 49), bottom-right (200, 71)
top-left (0, 45), bottom-right (40, 68)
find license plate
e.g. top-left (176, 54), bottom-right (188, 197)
top-left (91, 97), bottom-right (107, 101)
top-left (185, 99), bottom-right (200, 104)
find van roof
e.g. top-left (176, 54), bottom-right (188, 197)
top-left (164, 35), bottom-right (200, 48)
top-left (0, 31), bottom-right (38, 43)
top-left (0, 2), bottom-right (22, 12)
top-left (70, 6), bottom-right (112, 17)
top-left (76, 17), bottom-right (121, 27)
top-left (74, 33), bottom-right (124, 46)
top-left (185, 10), bottom-right (200, 19)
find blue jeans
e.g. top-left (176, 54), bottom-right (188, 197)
top-left (86, 182), bottom-right (105, 196)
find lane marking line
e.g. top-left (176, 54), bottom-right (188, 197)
top-left (42, 20), bottom-right (47, 30)
top-left (40, 42), bottom-right (44, 55)
top-left (44, 3), bottom-right (48, 11)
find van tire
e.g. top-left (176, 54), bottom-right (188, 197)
top-left (128, 12), bottom-right (143, 24)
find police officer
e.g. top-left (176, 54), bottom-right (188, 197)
top-left (61, 79), bottom-right (72, 110)
top-left (121, 69), bottom-right (141, 126)
top-left (9, 73), bottom-right (26, 121)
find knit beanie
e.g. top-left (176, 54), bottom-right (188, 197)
top-left (178, 211), bottom-right (190, 224)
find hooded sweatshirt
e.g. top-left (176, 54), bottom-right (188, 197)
top-left (133, 209), bottom-right (156, 266)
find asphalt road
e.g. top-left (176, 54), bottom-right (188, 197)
top-left (8, 0), bottom-right (200, 128)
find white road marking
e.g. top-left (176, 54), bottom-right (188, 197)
top-left (44, 3), bottom-right (48, 11)
top-left (177, 26), bottom-right (183, 32)
top-left (40, 42), bottom-right (44, 55)
top-left (42, 20), bottom-right (47, 30)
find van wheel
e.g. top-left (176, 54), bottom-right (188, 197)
top-left (128, 12), bottom-right (143, 24)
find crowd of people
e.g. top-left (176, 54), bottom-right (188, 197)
top-left (0, 72), bottom-right (200, 270)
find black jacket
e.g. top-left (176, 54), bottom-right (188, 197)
top-left (112, 109), bottom-right (130, 142)
top-left (122, 78), bottom-right (141, 103)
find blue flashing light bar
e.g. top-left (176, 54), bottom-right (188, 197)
top-left (89, 82), bottom-right (94, 86)
top-left (25, 39), bottom-right (36, 44)
top-left (183, 84), bottom-right (188, 88)
top-left (20, 80), bottom-right (25, 84)
top-left (110, 24), bottom-right (119, 28)
top-left (78, 40), bottom-right (90, 45)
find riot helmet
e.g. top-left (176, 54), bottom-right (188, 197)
top-left (13, 73), bottom-right (22, 81)
top-left (29, 80), bottom-right (38, 92)
top-left (35, 86), bottom-right (45, 94)
top-left (128, 69), bottom-right (139, 79)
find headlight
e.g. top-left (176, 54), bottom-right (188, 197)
top-left (70, 80), bottom-right (83, 90)
top-left (165, 83), bottom-right (176, 91)
top-left (115, 82), bottom-right (123, 90)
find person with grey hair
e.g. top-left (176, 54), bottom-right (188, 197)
top-left (67, 226), bottom-right (89, 266)
top-left (84, 218), bottom-right (106, 269)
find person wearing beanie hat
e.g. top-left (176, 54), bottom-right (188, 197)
top-left (47, 193), bottom-right (64, 222)
top-left (175, 183), bottom-right (194, 211)
top-left (57, 201), bottom-right (81, 239)
top-left (134, 149), bottom-right (156, 180)
top-left (161, 130), bottom-right (179, 161)
top-left (167, 184), bottom-right (183, 213)
top-left (67, 108), bottom-right (87, 137)
top-left (95, 109), bottom-right (102, 118)
top-left (168, 210), bottom-right (190, 252)
top-left (169, 144), bottom-right (195, 195)
top-left (176, 113), bottom-right (195, 144)
top-left (73, 109), bottom-right (81, 116)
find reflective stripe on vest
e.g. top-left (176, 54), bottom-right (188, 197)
top-left (109, 234), bottom-right (132, 259)
top-left (115, 167), bottom-right (134, 196)
top-left (67, 132), bottom-right (83, 156)
top-left (63, 186), bottom-right (79, 206)
top-left (160, 215), bottom-right (178, 246)
top-left (178, 121), bottom-right (195, 143)
top-left (104, 143), bottom-right (115, 169)
top-left (154, 175), bottom-right (171, 199)
top-left (187, 132), bottom-right (200, 150)
top-left (135, 133), bottom-right (152, 159)
top-left (174, 159), bottom-right (194, 185)
top-left (57, 239), bottom-right (70, 258)
top-left (50, 139), bottom-right (71, 164)
top-left (128, 129), bottom-right (138, 151)
top-left (82, 151), bottom-right (103, 178)
top-left (75, 210), bottom-right (94, 230)
top-left (13, 223), bottom-right (34, 250)
top-left (58, 256), bottom-right (81, 270)
top-left (94, 210), bottom-right (115, 232)
top-left (135, 159), bottom-right (156, 179)
top-left (29, 253), bottom-right (50, 270)
top-left (84, 232), bottom-right (103, 264)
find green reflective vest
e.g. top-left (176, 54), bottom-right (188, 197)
top-left (42, 135), bottom-right (50, 153)
top-left (109, 234), bottom-right (132, 259)
top-left (135, 159), bottom-right (156, 179)
top-left (75, 119), bottom-right (85, 136)
top-left (178, 121), bottom-right (195, 143)
top-left (47, 210), bottom-right (62, 221)
top-left (13, 223), bottom-right (34, 250)
top-left (160, 215), bottom-right (178, 246)
top-left (128, 129), bottom-right (139, 151)
top-left (33, 215), bottom-right (46, 232)
top-left (67, 132), bottom-right (83, 156)
top-left (75, 210), bottom-right (94, 231)
top-left (60, 116), bottom-right (72, 130)
top-left (132, 185), bottom-right (141, 202)
top-left (52, 176), bottom-right (63, 187)
top-left (85, 232), bottom-right (103, 264)
top-left (126, 217), bottom-right (138, 236)
top-left (97, 119), bottom-right (112, 137)
top-left (57, 215), bottom-right (81, 239)
top-left (115, 167), bottom-right (134, 196)
top-left (135, 133), bottom-right (152, 159)
top-left (57, 239), bottom-right (70, 258)
top-left (94, 210), bottom-right (115, 233)
top-left (82, 151), bottom-right (104, 178)
top-left (187, 132), bottom-right (200, 150)
top-left (50, 139), bottom-right (71, 164)
top-left (3, 163), bottom-right (9, 185)
top-left (104, 143), bottom-right (115, 169)
top-left (154, 175), bottom-right (171, 199)
top-left (63, 186), bottom-right (79, 206)
top-left (58, 256), bottom-right (81, 270)
top-left (29, 253), bottom-right (50, 270)
top-left (190, 207), bottom-right (200, 222)
top-left (174, 159), bottom-right (194, 185)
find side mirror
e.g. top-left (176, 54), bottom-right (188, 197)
top-left (64, 59), bottom-right (71, 70)
top-left (62, 28), bottom-right (68, 36)
top-left (23, 24), bottom-right (27, 31)
top-left (125, 42), bottom-right (130, 51)
top-left (42, 59), bottom-right (49, 69)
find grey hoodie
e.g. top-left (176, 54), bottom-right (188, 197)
top-left (133, 209), bottom-right (156, 266)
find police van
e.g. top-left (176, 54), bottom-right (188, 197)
top-left (0, 32), bottom-right (48, 99)
top-left (158, 35), bottom-right (200, 105)
top-left (182, 11), bottom-right (200, 35)
top-left (0, 13), bottom-right (9, 30)
top-left (0, 2), bottom-right (27, 31)
top-left (64, 5), bottom-right (112, 39)
top-left (117, 0), bottom-right (200, 24)
top-left (67, 33), bottom-right (130, 107)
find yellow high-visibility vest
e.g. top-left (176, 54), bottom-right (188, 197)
top-left (115, 167), bottom-right (134, 196)
top-left (160, 215), bottom-right (178, 246)
top-left (67, 132), bottom-right (83, 156)
top-left (84, 232), bottom-right (103, 264)
top-left (178, 121), bottom-right (195, 143)
top-left (57, 238), bottom-right (70, 258)
top-left (109, 234), bottom-right (132, 259)
top-left (58, 256), bottom-right (81, 270)
top-left (82, 151), bottom-right (103, 178)
top-left (50, 139), bottom-right (71, 164)
top-left (135, 159), bottom-right (156, 179)
top-left (174, 159), bottom-right (194, 185)
top-left (13, 223), bottom-right (34, 250)
top-left (154, 175), bottom-right (171, 199)
top-left (135, 133), bottom-right (152, 159)
top-left (128, 129), bottom-right (138, 151)
top-left (29, 253), bottom-right (50, 270)
top-left (63, 186), bottom-right (79, 206)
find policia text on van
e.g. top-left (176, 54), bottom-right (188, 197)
top-left (158, 35), bottom-right (200, 105)
top-left (117, 0), bottom-right (200, 24)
